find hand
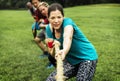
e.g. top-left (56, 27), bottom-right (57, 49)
top-left (39, 23), bottom-right (44, 27)
top-left (38, 19), bottom-right (44, 23)
top-left (55, 50), bottom-right (66, 61)
top-left (45, 38), bottom-right (54, 45)
top-left (48, 40), bottom-right (54, 48)
top-left (33, 16), bottom-right (36, 19)
top-left (45, 38), bottom-right (55, 56)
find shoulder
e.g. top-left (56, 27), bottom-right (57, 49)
top-left (63, 18), bottom-right (73, 25)
top-left (46, 24), bottom-right (50, 30)
top-left (46, 24), bottom-right (53, 38)
top-left (63, 17), bottom-right (73, 23)
top-left (62, 17), bottom-right (74, 28)
top-left (46, 24), bottom-right (52, 32)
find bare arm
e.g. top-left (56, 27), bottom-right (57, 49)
top-left (45, 38), bottom-right (55, 56)
top-left (38, 19), bottom-right (47, 29)
top-left (55, 25), bottom-right (74, 60)
top-left (39, 23), bottom-right (48, 29)
top-left (63, 25), bottom-right (73, 54)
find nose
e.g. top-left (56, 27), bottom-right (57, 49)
top-left (35, 4), bottom-right (37, 7)
top-left (55, 18), bottom-right (58, 23)
top-left (34, 3), bottom-right (37, 8)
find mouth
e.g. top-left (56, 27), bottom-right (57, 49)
top-left (53, 23), bottom-right (60, 27)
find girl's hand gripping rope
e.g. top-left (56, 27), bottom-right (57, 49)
top-left (54, 40), bottom-right (66, 81)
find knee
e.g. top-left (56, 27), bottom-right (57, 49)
top-left (34, 37), bottom-right (41, 43)
top-left (32, 29), bottom-right (35, 32)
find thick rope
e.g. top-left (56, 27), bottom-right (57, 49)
top-left (54, 40), bottom-right (65, 81)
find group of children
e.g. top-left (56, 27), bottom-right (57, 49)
top-left (26, 0), bottom-right (98, 81)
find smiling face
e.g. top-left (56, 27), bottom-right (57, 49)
top-left (48, 10), bottom-right (64, 30)
top-left (32, 0), bottom-right (40, 8)
top-left (39, 5), bottom-right (48, 16)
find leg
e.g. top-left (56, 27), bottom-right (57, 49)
top-left (76, 60), bottom-right (97, 81)
top-left (46, 70), bottom-right (57, 81)
top-left (63, 60), bottom-right (78, 79)
top-left (48, 55), bottom-right (56, 67)
top-left (34, 29), bottom-right (47, 54)
top-left (31, 22), bottom-right (40, 39)
top-left (34, 36), bottom-right (47, 52)
top-left (32, 29), bottom-right (37, 38)
top-left (46, 60), bottom-right (78, 81)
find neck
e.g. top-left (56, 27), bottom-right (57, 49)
top-left (55, 28), bottom-right (61, 33)
top-left (54, 28), bottom-right (62, 39)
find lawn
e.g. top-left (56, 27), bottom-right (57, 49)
top-left (0, 4), bottom-right (120, 81)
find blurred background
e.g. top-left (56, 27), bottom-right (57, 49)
top-left (0, 0), bottom-right (120, 9)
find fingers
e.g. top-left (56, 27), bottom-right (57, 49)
top-left (54, 40), bottom-right (60, 46)
top-left (55, 51), bottom-right (61, 60)
top-left (55, 50), bottom-right (65, 60)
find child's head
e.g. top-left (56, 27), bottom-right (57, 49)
top-left (30, 0), bottom-right (40, 8)
top-left (38, 2), bottom-right (49, 16)
top-left (26, 2), bottom-right (33, 9)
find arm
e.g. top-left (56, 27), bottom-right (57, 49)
top-left (38, 19), bottom-right (48, 29)
top-left (39, 23), bottom-right (48, 29)
top-left (55, 25), bottom-right (74, 60)
top-left (63, 25), bottom-right (73, 55)
top-left (45, 38), bottom-right (55, 56)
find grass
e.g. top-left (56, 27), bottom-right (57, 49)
top-left (0, 4), bottom-right (120, 81)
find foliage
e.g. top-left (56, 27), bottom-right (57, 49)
top-left (0, 4), bottom-right (120, 81)
top-left (0, 0), bottom-right (29, 9)
top-left (0, 0), bottom-right (120, 9)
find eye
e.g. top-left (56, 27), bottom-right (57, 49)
top-left (50, 16), bottom-right (55, 20)
top-left (43, 9), bottom-right (45, 11)
top-left (58, 16), bottom-right (62, 19)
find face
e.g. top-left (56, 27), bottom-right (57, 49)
top-left (48, 10), bottom-right (64, 30)
top-left (26, 2), bottom-right (33, 9)
top-left (39, 6), bottom-right (48, 16)
top-left (32, 0), bottom-right (39, 8)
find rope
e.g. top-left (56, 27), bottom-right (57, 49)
top-left (54, 40), bottom-right (65, 81)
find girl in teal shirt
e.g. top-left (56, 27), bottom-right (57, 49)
top-left (45, 3), bottom-right (98, 81)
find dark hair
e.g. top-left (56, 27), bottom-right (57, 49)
top-left (30, 0), bottom-right (32, 2)
top-left (48, 3), bottom-right (64, 18)
top-left (30, 0), bottom-right (40, 3)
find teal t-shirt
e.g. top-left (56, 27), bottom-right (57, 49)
top-left (46, 18), bottom-right (98, 65)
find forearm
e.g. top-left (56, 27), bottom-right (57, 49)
top-left (48, 47), bottom-right (55, 56)
top-left (63, 25), bottom-right (73, 56)
top-left (39, 24), bottom-right (47, 29)
top-left (54, 35), bottom-right (72, 60)
top-left (45, 38), bottom-right (55, 56)
top-left (63, 36), bottom-right (72, 55)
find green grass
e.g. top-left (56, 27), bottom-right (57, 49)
top-left (0, 4), bottom-right (120, 81)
